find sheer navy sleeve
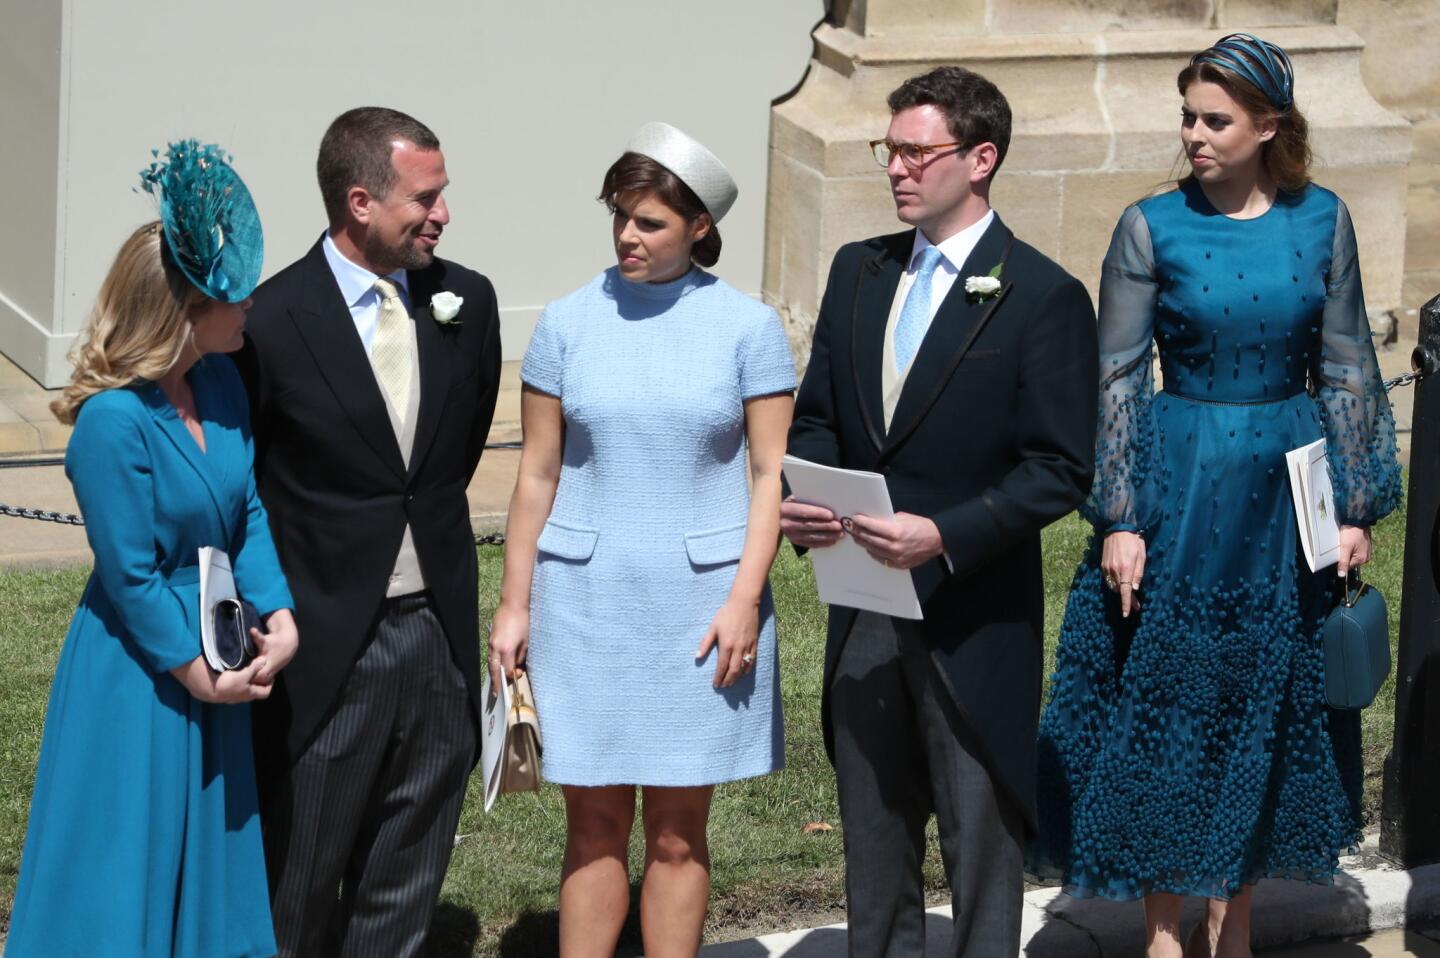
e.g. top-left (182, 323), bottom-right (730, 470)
top-left (1314, 199), bottom-right (1402, 526)
top-left (1084, 204), bottom-right (1162, 535)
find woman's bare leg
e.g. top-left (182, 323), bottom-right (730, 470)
top-left (559, 784), bottom-right (636, 958)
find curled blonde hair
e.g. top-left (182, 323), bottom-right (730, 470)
top-left (51, 222), bottom-right (206, 424)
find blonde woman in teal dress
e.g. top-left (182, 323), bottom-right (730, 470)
top-left (1033, 35), bottom-right (1402, 958)
top-left (6, 143), bottom-right (296, 958)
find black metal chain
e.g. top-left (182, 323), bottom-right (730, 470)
top-left (1384, 372), bottom-right (1421, 392)
top-left (0, 503), bottom-right (507, 541)
top-left (0, 503), bottom-right (84, 525)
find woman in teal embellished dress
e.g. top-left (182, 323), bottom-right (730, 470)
top-left (1033, 35), bottom-right (1402, 958)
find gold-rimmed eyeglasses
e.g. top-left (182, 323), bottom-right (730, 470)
top-left (869, 139), bottom-right (967, 170)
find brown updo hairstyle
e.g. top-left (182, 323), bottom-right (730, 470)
top-left (1175, 60), bottom-right (1312, 193)
top-left (51, 222), bottom-right (206, 424)
top-left (598, 152), bottom-right (722, 268)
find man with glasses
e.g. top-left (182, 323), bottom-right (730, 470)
top-left (781, 66), bottom-right (1099, 956)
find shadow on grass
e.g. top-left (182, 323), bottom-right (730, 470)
top-left (489, 884), bottom-right (651, 958)
top-left (425, 901), bottom-right (481, 957)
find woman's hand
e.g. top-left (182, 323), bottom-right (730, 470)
top-left (1337, 525), bottom-right (1373, 576)
top-left (251, 608), bottom-right (298, 684)
top-left (696, 596), bottom-right (760, 689)
top-left (488, 603), bottom-right (530, 688)
top-left (1101, 530), bottom-right (1146, 618)
top-left (169, 655), bottom-right (273, 704)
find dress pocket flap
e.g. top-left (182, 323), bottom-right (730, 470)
top-left (537, 519), bottom-right (599, 561)
top-left (683, 523), bottom-right (749, 566)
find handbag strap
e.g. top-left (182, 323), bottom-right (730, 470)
top-left (1340, 569), bottom-right (1367, 608)
top-left (510, 670), bottom-right (538, 722)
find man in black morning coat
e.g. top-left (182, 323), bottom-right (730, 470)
top-left (781, 67), bottom-right (1099, 956)
top-left (236, 108), bottom-right (501, 957)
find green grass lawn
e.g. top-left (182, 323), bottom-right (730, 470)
top-left (0, 498), bottom-right (1411, 955)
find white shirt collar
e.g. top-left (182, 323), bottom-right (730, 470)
top-left (321, 232), bottom-right (408, 308)
top-left (909, 208), bottom-right (996, 274)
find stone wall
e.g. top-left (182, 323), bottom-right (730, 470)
top-left (765, 1), bottom-right (1420, 366)
top-left (1341, 0), bottom-right (1440, 309)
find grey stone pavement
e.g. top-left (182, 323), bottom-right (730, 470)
top-left (699, 835), bottom-right (1440, 956)
top-left (0, 300), bottom-right (1434, 955)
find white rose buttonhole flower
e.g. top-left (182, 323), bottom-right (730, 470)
top-left (430, 291), bottom-right (464, 323)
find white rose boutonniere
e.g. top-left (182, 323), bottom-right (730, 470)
top-left (964, 263), bottom-right (1004, 302)
top-left (430, 291), bottom-right (464, 324)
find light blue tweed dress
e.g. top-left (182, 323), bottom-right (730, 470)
top-left (521, 266), bottom-right (795, 786)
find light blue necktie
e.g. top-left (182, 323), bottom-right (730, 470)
top-left (893, 246), bottom-right (945, 373)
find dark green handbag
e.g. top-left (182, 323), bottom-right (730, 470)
top-left (1321, 572), bottom-right (1390, 709)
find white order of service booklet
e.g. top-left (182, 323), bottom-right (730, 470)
top-left (478, 672), bottom-right (512, 813)
top-left (782, 454), bottom-right (924, 620)
top-left (198, 546), bottom-right (238, 672)
top-left (1285, 438), bottom-right (1341, 572)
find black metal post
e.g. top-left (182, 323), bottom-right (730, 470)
top-left (1380, 293), bottom-right (1440, 866)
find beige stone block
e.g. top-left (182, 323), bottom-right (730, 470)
top-left (0, 422), bottom-right (41, 455)
top-left (1102, 53), bottom-right (1197, 172)
top-left (991, 173), bottom-right (1064, 260)
top-left (34, 420), bottom-right (70, 455)
top-left (1, 389), bottom-right (59, 423)
top-left (992, 0), bottom-right (1212, 34)
top-left (841, 0), bottom-right (987, 37)
top-left (772, 157), bottom-right (828, 318)
top-left (1339, 0), bottom-right (1440, 118)
top-left (1295, 50), bottom-right (1413, 168)
top-left (1321, 165), bottom-right (1409, 313)
top-left (0, 354), bottom-right (43, 391)
top-left (1412, 121), bottom-right (1440, 166)
top-left (1404, 269), bottom-right (1440, 312)
top-left (1406, 165), bottom-right (1440, 273)
top-left (819, 172), bottom-right (899, 272)
top-left (1220, 0), bottom-right (1337, 27)
top-left (1057, 172), bottom-right (1173, 297)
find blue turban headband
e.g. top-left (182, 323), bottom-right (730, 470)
top-left (1192, 33), bottom-right (1295, 112)
top-left (138, 141), bottom-right (264, 303)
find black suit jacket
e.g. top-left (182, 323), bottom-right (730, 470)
top-left (788, 216), bottom-right (1098, 830)
top-left (236, 237), bottom-right (502, 764)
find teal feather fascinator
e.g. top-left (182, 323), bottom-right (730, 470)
top-left (139, 140), bottom-right (263, 302)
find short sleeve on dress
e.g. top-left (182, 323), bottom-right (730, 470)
top-left (521, 305), bottom-right (564, 397)
top-left (738, 309), bottom-right (797, 400)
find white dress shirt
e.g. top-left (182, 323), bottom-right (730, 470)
top-left (885, 209), bottom-right (996, 378)
top-left (322, 233), bottom-right (411, 355)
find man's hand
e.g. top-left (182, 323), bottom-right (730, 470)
top-left (847, 513), bottom-right (944, 571)
top-left (780, 497), bottom-right (845, 549)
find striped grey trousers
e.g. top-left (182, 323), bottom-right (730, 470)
top-left (264, 593), bottom-right (475, 958)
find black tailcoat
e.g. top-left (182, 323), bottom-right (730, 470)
top-left (236, 238), bottom-right (502, 765)
top-left (788, 216), bottom-right (1098, 829)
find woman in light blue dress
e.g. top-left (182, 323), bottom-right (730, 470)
top-left (1032, 36), bottom-right (1401, 958)
top-left (6, 144), bottom-right (296, 958)
top-left (489, 123), bottom-right (795, 957)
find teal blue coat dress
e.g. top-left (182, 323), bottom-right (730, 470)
top-left (6, 356), bottom-right (293, 958)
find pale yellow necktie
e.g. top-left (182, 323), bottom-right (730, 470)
top-left (371, 278), bottom-right (413, 416)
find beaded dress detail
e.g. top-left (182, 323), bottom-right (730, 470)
top-left (1032, 180), bottom-right (1401, 900)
